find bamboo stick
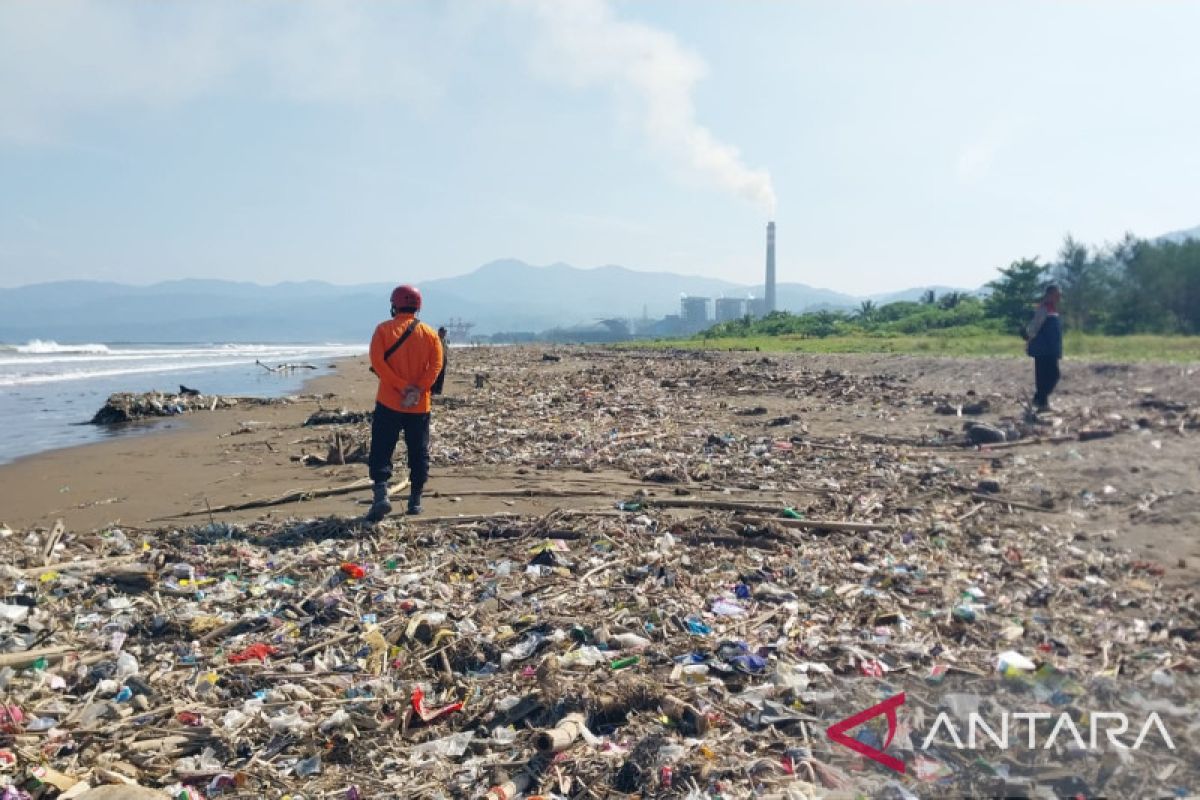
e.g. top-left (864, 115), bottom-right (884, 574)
top-left (0, 645), bottom-right (78, 668)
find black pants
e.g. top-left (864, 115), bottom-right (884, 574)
top-left (1033, 357), bottom-right (1060, 407)
top-left (368, 403), bottom-right (430, 490)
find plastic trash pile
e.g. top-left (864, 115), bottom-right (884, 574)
top-left (8, 347), bottom-right (1195, 798)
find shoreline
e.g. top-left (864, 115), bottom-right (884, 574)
top-left (0, 347), bottom-right (1196, 588)
top-left (0, 357), bottom-right (356, 469)
top-left (0, 355), bottom-right (375, 531)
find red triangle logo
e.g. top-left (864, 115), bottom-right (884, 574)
top-left (825, 692), bottom-right (906, 774)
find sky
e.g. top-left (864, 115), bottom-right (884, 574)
top-left (0, 0), bottom-right (1197, 295)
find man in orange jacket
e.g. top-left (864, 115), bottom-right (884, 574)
top-left (366, 284), bottom-right (444, 520)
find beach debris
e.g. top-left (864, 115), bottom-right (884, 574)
top-left (158, 478), bottom-right (410, 519)
top-left (90, 391), bottom-right (282, 424)
top-left (255, 359), bottom-right (318, 372)
top-left (303, 407), bottom-right (371, 426)
top-left (11, 346), bottom-right (1200, 797)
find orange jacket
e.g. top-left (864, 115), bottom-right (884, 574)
top-left (370, 314), bottom-right (444, 413)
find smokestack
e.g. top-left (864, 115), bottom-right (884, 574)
top-left (765, 221), bottom-right (776, 313)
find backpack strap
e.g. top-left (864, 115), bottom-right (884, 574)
top-left (383, 320), bottom-right (419, 362)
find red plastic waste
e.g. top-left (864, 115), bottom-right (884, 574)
top-left (228, 643), bottom-right (281, 663)
top-left (411, 686), bottom-right (463, 722)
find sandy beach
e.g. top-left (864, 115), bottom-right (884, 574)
top-left (2, 347), bottom-right (1197, 582)
top-left (0, 345), bottom-right (1197, 796)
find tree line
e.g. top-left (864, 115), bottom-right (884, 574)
top-left (703, 233), bottom-right (1199, 339)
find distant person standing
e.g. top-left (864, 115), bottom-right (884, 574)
top-left (1024, 284), bottom-right (1063, 412)
top-left (366, 285), bottom-right (444, 520)
top-left (431, 326), bottom-right (448, 396)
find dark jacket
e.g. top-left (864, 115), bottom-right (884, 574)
top-left (1026, 310), bottom-right (1062, 359)
top-left (431, 341), bottom-right (447, 395)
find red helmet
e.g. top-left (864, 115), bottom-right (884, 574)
top-left (390, 284), bottom-right (422, 311)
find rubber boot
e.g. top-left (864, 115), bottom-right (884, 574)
top-left (365, 482), bottom-right (392, 522)
top-left (406, 482), bottom-right (424, 516)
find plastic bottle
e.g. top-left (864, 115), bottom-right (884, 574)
top-left (610, 633), bottom-right (651, 651)
top-left (499, 633), bottom-right (544, 668)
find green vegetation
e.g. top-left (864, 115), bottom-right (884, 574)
top-left (630, 331), bottom-right (1200, 361)
top-left (635, 233), bottom-right (1200, 361)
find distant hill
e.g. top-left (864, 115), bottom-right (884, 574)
top-left (1157, 225), bottom-right (1200, 245)
top-left (0, 261), bottom-right (976, 342)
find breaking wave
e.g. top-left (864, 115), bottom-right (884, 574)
top-left (7, 340), bottom-right (112, 355)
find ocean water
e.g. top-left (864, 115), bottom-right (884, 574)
top-left (0, 341), bottom-right (367, 464)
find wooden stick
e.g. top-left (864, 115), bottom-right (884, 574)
top-left (41, 519), bottom-right (64, 565)
top-left (156, 478), bottom-right (409, 519)
top-left (660, 694), bottom-right (710, 735)
top-left (739, 515), bottom-right (894, 532)
top-left (125, 734), bottom-right (197, 753)
top-left (19, 554), bottom-right (141, 578)
top-left (637, 498), bottom-right (788, 513)
top-left (975, 435), bottom-right (1074, 451)
top-left (970, 493), bottom-right (1058, 514)
top-left (430, 489), bottom-right (608, 499)
top-left (298, 631), bottom-right (356, 658)
top-left (0, 645), bottom-right (78, 669)
top-left (405, 513), bottom-right (522, 525)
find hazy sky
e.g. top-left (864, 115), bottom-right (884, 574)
top-left (1, 0), bottom-right (1197, 293)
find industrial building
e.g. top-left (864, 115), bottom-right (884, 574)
top-left (681, 296), bottom-right (710, 330)
top-left (715, 297), bottom-right (746, 322)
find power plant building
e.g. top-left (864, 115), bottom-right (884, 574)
top-left (715, 297), bottom-right (746, 322)
top-left (680, 296), bottom-right (710, 330)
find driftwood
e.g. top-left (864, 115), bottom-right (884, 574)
top-left (739, 515), bottom-right (894, 532)
top-left (637, 497), bottom-right (789, 513)
top-left (256, 360), bottom-right (317, 373)
top-left (0, 645), bottom-right (79, 669)
top-left (430, 489), bottom-right (608, 499)
top-left (974, 436), bottom-right (1070, 451)
top-left (41, 519), bottom-right (65, 565)
top-left (660, 694), bottom-right (710, 735)
top-left (411, 513), bottom-right (523, 526)
top-left (159, 478), bottom-right (410, 519)
top-left (124, 735), bottom-right (197, 754)
top-left (19, 553), bottom-right (142, 578)
top-left (970, 492), bottom-right (1058, 513)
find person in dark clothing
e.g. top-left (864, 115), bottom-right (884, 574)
top-left (431, 326), bottom-right (448, 396)
top-left (366, 285), bottom-right (443, 520)
top-left (1024, 284), bottom-right (1063, 412)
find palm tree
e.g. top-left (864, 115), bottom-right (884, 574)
top-left (920, 289), bottom-right (937, 305)
top-left (856, 300), bottom-right (877, 322)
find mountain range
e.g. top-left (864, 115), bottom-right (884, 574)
top-left (1157, 225), bottom-right (1200, 245)
top-left (0, 260), bottom-right (971, 342)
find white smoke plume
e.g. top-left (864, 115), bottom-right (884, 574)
top-left (515, 0), bottom-right (776, 216)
